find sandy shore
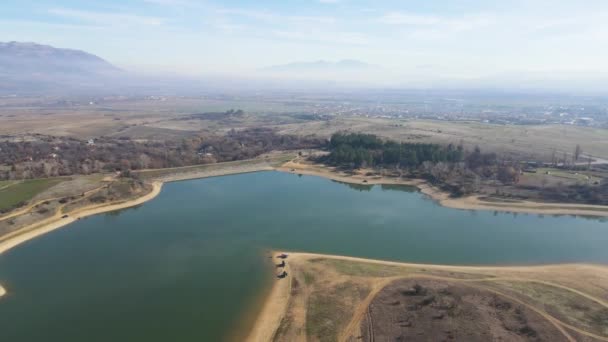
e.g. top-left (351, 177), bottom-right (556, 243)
top-left (0, 163), bottom-right (279, 299)
top-left (246, 252), bottom-right (292, 342)
top-left (0, 182), bottom-right (163, 256)
top-left (278, 161), bottom-right (608, 217)
top-left (278, 252), bottom-right (598, 273)
top-left (0, 161), bottom-right (283, 299)
top-left (3, 158), bottom-right (605, 260)
top-left (0, 161), bottom-right (279, 257)
top-left (0, 182), bottom-right (163, 299)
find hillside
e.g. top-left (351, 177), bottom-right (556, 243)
top-left (0, 41), bottom-right (121, 93)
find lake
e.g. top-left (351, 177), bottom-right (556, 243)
top-left (0, 171), bottom-right (607, 341)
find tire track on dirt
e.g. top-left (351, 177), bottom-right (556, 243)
top-left (339, 274), bottom-right (608, 342)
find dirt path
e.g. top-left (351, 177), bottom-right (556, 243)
top-left (0, 182), bottom-right (17, 191)
top-left (341, 274), bottom-right (608, 342)
top-left (0, 183), bottom-right (108, 245)
top-left (578, 154), bottom-right (608, 166)
top-left (0, 184), bottom-right (107, 223)
top-left (491, 277), bottom-right (608, 310)
top-left (0, 196), bottom-right (64, 222)
top-left (338, 277), bottom-right (396, 342)
top-left (467, 284), bottom-right (574, 342)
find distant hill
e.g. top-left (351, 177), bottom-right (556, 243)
top-left (0, 41), bottom-right (121, 93)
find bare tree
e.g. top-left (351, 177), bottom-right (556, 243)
top-left (574, 144), bottom-right (582, 163)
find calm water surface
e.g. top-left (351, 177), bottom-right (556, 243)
top-left (0, 171), bottom-right (607, 341)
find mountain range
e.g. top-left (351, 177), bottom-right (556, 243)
top-left (0, 41), bottom-right (121, 93)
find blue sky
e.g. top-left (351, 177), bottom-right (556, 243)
top-left (2, 0), bottom-right (608, 82)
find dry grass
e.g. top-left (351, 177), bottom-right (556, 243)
top-left (482, 280), bottom-right (608, 337)
top-left (3, 96), bottom-right (604, 164)
top-left (278, 117), bottom-right (608, 160)
top-left (260, 253), bottom-right (608, 342)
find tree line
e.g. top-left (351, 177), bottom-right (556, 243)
top-left (325, 132), bottom-right (464, 168)
top-left (0, 128), bottom-right (323, 180)
top-left (321, 132), bottom-right (520, 196)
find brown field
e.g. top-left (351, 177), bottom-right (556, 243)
top-left (0, 97), bottom-right (307, 138)
top-left (1, 97), bottom-right (605, 163)
top-left (250, 253), bottom-right (608, 342)
top-left (277, 117), bottom-right (608, 161)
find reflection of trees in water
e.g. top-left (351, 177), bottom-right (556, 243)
top-left (331, 180), bottom-right (373, 192)
top-left (331, 180), bottom-right (417, 193)
top-left (484, 209), bottom-right (604, 222)
top-left (105, 204), bottom-right (142, 217)
top-left (380, 184), bottom-right (417, 193)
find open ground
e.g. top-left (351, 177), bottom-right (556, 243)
top-left (250, 252), bottom-right (608, 342)
top-left (2, 97), bottom-right (606, 163)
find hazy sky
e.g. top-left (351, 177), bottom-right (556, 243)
top-left (2, 0), bottom-right (608, 82)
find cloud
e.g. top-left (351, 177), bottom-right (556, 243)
top-left (379, 12), bottom-right (441, 26)
top-left (216, 8), bottom-right (336, 25)
top-left (378, 11), bottom-right (495, 40)
top-left (272, 30), bottom-right (368, 45)
top-left (290, 16), bottom-right (336, 25)
top-left (215, 8), bottom-right (275, 21)
top-left (0, 19), bottom-right (103, 31)
top-left (379, 12), bottom-right (493, 30)
top-left (49, 8), bottom-right (165, 27)
top-left (143, 0), bottom-right (192, 4)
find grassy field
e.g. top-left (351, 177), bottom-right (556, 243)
top-left (536, 168), bottom-right (601, 182)
top-left (519, 167), bottom-right (603, 188)
top-left (0, 178), bottom-right (65, 212)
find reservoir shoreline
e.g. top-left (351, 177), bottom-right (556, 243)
top-left (277, 160), bottom-right (608, 218)
top-left (1, 160), bottom-right (608, 302)
top-left (1, 170), bottom-right (608, 341)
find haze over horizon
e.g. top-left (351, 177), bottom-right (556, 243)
top-left (2, 0), bottom-right (608, 91)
